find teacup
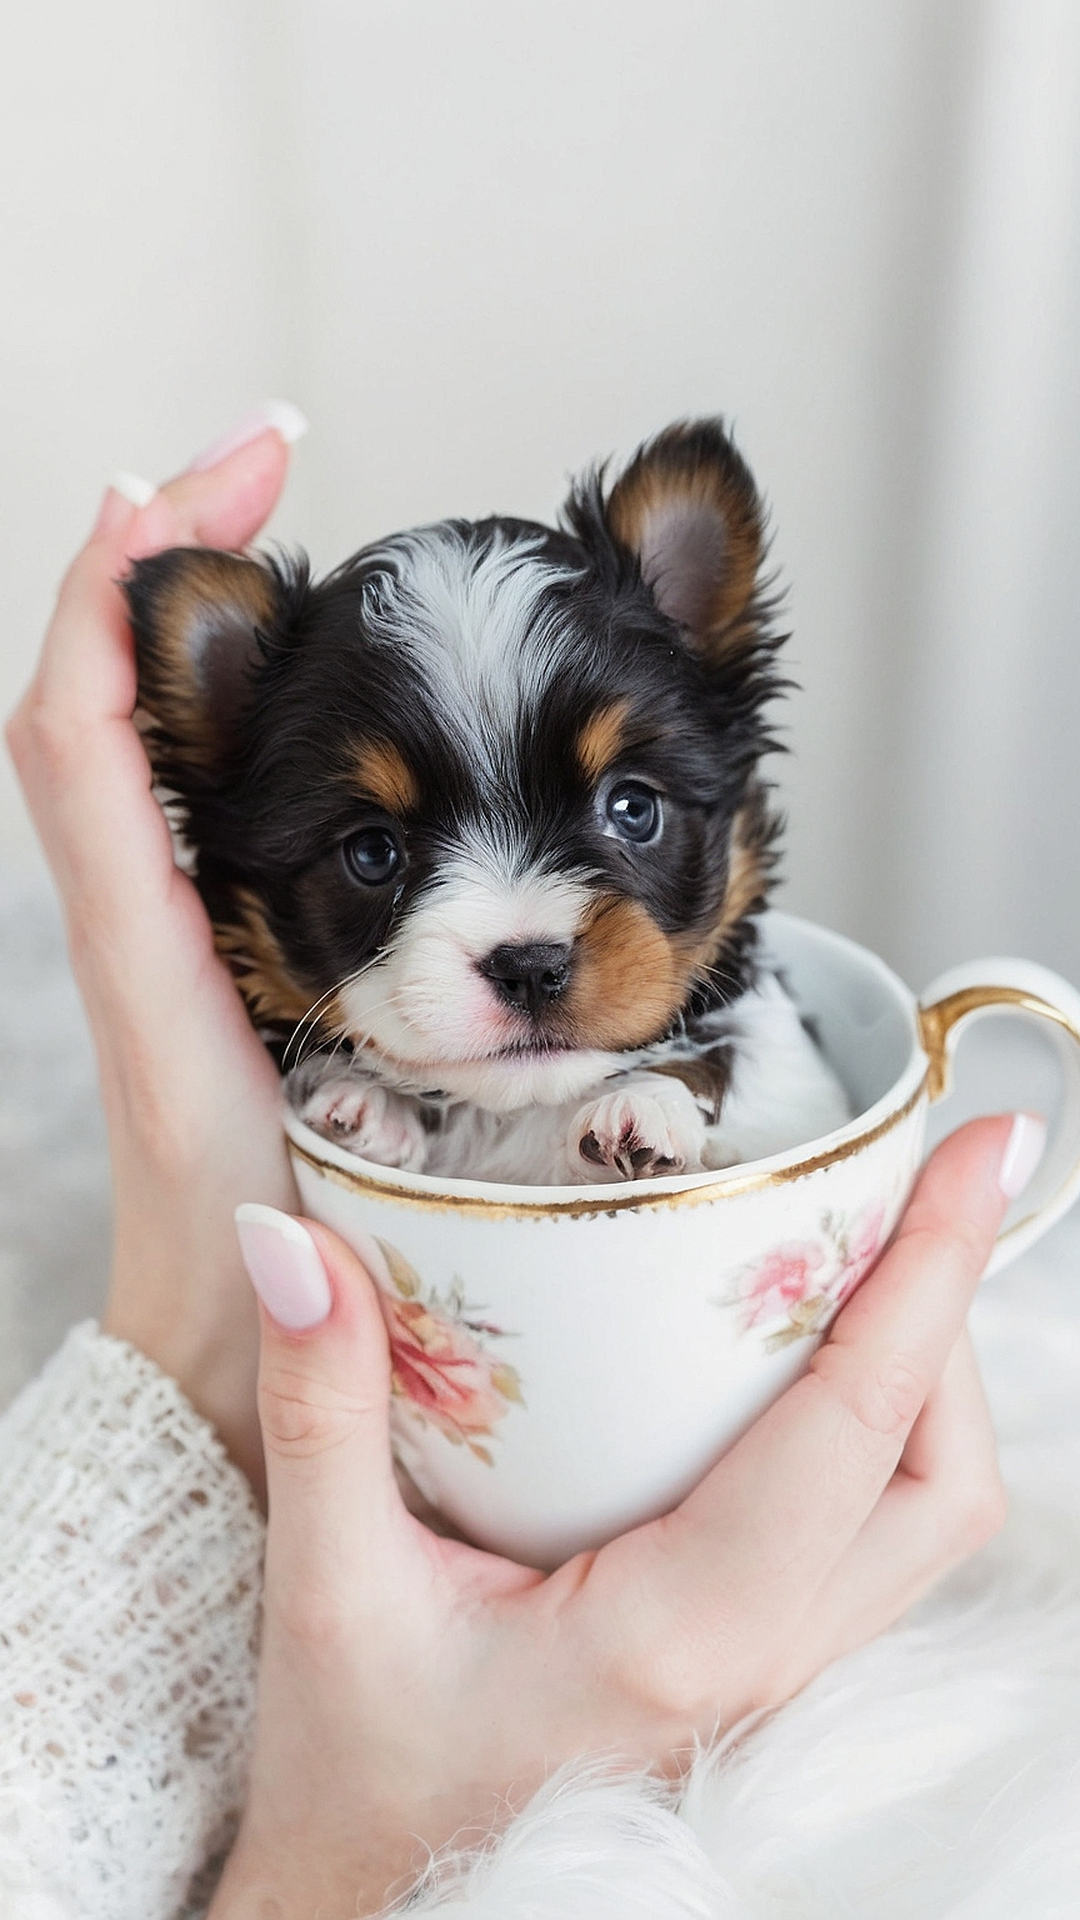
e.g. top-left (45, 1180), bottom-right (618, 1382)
top-left (285, 912), bottom-right (1080, 1568)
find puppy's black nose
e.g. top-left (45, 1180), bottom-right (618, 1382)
top-left (478, 942), bottom-right (572, 1016)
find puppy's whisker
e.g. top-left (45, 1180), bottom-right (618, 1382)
top-left (310, 993), bottom-right (403, 1072)
top-left (283, 984), bottom-right (352, 1072)
top-left (695, 959), bottom-right (743, 1000)
top-left (284, 956), bottom-right (385, 1071)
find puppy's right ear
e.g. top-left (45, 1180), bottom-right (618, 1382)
top-left (124, 548), bottom-right (291, 779)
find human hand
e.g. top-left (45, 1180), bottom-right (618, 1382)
top-left (210, 1111), bottom-right (1042, 1916)
top-left (5, 407), bottom-right (307, 1490)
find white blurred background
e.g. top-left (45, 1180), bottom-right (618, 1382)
top-left (2, 0), bottom-right (1080, 989)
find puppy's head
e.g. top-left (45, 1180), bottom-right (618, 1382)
top-left (127, 420), bottom-right (783, 1109)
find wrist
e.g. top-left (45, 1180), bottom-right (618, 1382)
top-left (102, 1265), bottom-right (265, 1495)
top-left (103, 1147), bottom-right (293, 1496)
top-left (207, 1830), bottom-right (418, 1919)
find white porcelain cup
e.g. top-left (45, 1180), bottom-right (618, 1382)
top-left (285, 913), bottom-right (1080, 1568)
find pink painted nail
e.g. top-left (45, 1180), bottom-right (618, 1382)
top-left (235, 1203), bottom-right (331, 1330)
top-left (189, 399), bottom-right (308, 473)
top-left (998, 1113), bottom-right (1047, 1199)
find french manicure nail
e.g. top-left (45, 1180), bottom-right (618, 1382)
top-left (235, 1203), bottom-right (332, 1330)
top-left (998, 1112), bottom-right (1047, 1199)
top-left (189, 399), bottom-right (309, 473)
top-left (110, 471), bottom-right (158, 508)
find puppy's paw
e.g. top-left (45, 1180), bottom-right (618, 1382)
top-left (570, 1082), bottom-right (707, 1183)
top-left (299, 1079), bottom-right (428, 1172)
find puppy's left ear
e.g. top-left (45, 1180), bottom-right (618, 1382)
top-left (601, 420), bottom-right (767, 659)
top-left (125, 548), bottom-right (293, 780)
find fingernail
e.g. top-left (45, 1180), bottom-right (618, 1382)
top-left (235, 1203), bottom-right (332, 1330)
top-left (998, 1113), bottom-right (1047, 1199)
top-left (110, 471), bottom-right (158, 508)
top-left (189, 399), bottom-right (309, 473)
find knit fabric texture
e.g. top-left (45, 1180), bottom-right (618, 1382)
top-left (0, 1323), bottom-right (264, 1920)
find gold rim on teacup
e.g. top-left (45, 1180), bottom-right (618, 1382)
top-left (286, 1074), bottom-right (927, 1220)
top-left (284, 937), bottom-right (1080, 1227)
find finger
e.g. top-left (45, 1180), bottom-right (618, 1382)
top-left (8, 421), bottom-right (297, 922)
top-left (770, 1330), bottom-right (1005, 1699)
top-left (236, 1207), bottom-right (402, 1588)
top-left (8, 512), bottom-right (139, 764)
top-left (128, 425), bottom-right (291, 556)
top-left (894, 1323), bottom-right (995, 1486)
top-left (23, 404), bottom-right (300, 722)
top-left (700, 1114), bottom-right (1025, 1540)
top-left (28, 429), bottom-right (290, 717)
top-left (607, 1117), bottom-right (1036, 1652)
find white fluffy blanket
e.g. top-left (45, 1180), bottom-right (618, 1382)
top-left (2, 874), bottom-right (1078, 1917)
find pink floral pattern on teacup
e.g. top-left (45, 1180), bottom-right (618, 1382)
top-left (373, 1238), bottom-right (523, 1464)
top-left (726, 1203), bottom-right (887, 1350)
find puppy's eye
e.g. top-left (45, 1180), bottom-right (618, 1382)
top-left (605, 781), bottom-right (663, 845)
top-left (342, 827), bottom-right (404, 887)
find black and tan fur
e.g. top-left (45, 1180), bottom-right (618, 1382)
top-left (125, 420), bottom-right (848, 1184)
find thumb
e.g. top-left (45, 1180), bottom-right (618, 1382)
top-left (127, 424), bottom-right (293, 558)
top-left (235, 1205), bottom-right (400, 1576)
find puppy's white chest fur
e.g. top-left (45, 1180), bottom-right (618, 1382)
top-left (292, 970), bottom-right (851, 1185)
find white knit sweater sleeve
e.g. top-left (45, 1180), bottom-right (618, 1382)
top-left (0, 1322), bottom-right (264, 1920)
top-left (0, 1326), bottom-right (733, 1920)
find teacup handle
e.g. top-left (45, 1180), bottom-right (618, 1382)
top-left (918, 958), bottom-right (1080, 1275)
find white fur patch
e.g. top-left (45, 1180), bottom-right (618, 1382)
top-left (333, 524), bottom-right (631, 1107)
top-left (396, 1762), bottom-right (736, 1917)
top-left (696, 972), bottom-right (851, 1168)
top-left (307, 972), bottom-right (852, 1169)
top-left (361, 526), bottom-right (579, 775)
top-left (338, 853), bottom-right (611, 1108)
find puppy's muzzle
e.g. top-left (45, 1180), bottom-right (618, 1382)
top-left (477, 942), bottom-right (572, 1017)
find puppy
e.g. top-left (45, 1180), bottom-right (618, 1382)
top-left (127, 420), bottom-right (849, 1184)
